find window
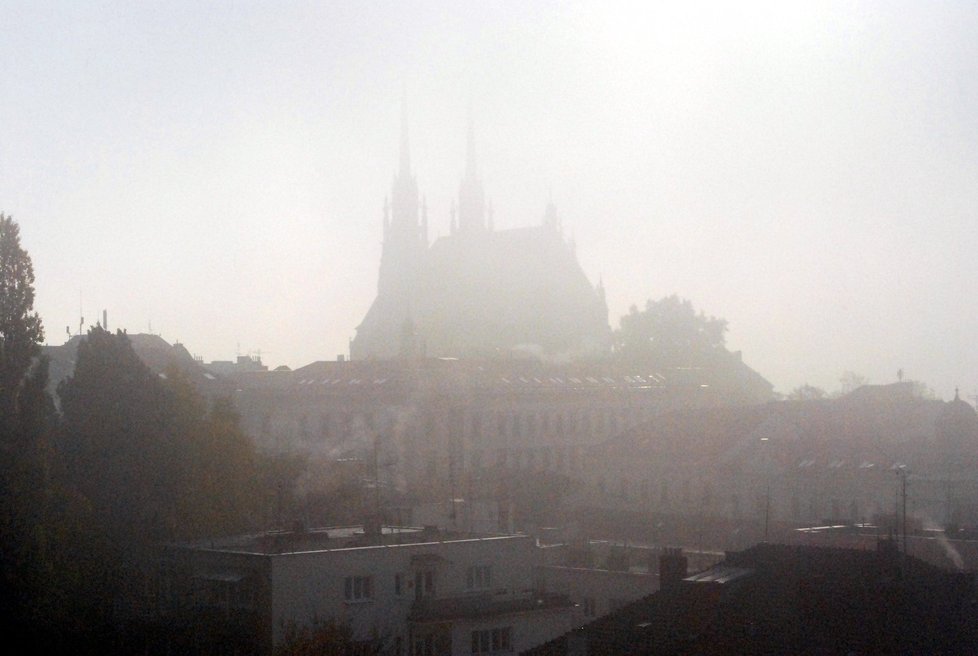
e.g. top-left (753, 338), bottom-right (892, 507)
top-left (413, 634), bottom-right (434, 656)
top-left (467, 565), bottom-right (492, 590)
top-left (470, 627), bottom-right (512, 654)
top-left (344, 575), bottom-right (373, 601)
top-left (415, 569), bottom-right (435, 600)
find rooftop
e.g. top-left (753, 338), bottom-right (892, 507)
top-left (176, 524), bottom-right (523, 556)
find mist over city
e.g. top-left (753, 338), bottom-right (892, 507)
top-left (2, 2), bottom-right (978, 655)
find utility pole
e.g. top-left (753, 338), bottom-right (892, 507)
top-left (764, 482), bottom-right (771, 542)
top-left (901, 467), bottom-right (908, 560)
top-left (761, 437), bottom-right (770, 542)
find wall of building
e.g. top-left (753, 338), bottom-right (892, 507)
top-left (268, 535), bottom-right (542, 647)
top-left (449, 607), bottom-right (575, 656)
top-left (538, 565), bottom-right (656, 621)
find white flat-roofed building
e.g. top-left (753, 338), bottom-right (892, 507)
top-left (160, 525), bottom-right (575, 655)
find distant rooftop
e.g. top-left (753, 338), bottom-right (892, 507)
top-left (178, 524), bottom-right (522, 556)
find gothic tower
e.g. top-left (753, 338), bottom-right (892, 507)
top-left (456, 113), bottom-right (486, 235)
top-left (378, 96), bottom-right (427, 297)
top-left (350, 97), bottom-right (427, 360)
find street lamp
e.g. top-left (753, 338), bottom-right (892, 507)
top-left (761, 437), bottom-right (770, 542)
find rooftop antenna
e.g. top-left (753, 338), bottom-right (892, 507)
top-left (78, 291), bottom-right (84, 337)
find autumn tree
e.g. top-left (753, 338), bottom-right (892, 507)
top-left (614, 295), bottom-right (728, 366)
top-left (786, 384), bottom-right (827, 401)
top-left (837, 371), bottom-right (869, 396)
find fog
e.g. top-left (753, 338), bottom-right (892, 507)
top-left (2, 1), bottom-right (976, 398)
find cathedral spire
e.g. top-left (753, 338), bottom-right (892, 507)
top-left (399, 88), bottom-right (411, 179)
top-left (465, 105), bottom-right (477, 180)
top-left (457, 105), bottom-right (486, 234)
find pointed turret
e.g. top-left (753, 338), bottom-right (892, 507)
top-left (421, 196), bottom-right (428, 243)
top-left (544, 199), bottom-right (560, 232)
top-left (465, 109), bottom-right (477, 180)
top-left (375, 93), bottom-right (424, 297)
top-left (399, 88), bottom-right (411, 179)
top-left (457, 108), bottom-right (486, 235)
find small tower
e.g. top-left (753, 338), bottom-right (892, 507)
top-left (456, 110), bottom-right (486, 235)
top-left (376, 92), bottom-right (426, 298)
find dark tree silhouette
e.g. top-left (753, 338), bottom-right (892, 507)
top-left (614, 295), bottom-right (727, 366)
top-left (0, 213), bottom-right (45, 433)
top-left (55, 327), bottom-right (280, 645)
top-left (0, 213), bottom-right (58, 649)
top-left (787, 383), bottom-right (827, 401)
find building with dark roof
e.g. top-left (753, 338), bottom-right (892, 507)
top-left (42, 332), bottom-right (230, 401)
top-left (525, 542), bottom-right (978, 655)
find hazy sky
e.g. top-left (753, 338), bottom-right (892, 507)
top-left (2, 1), bottom-right (976, 399)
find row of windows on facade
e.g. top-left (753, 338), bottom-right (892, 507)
top-left (265, 405), bottom-right (651, 441)
top-left (343, 566), bottom-right (493, 602)
top-left (596, 476), bottom-right (880, 522)
top-left (410, 627), bottom-right (513, 656)
top-left (415, 444), bottom-right (587, 481)
top-left (471, 626), bottom-right (512, 654)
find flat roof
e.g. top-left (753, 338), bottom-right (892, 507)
top-left (175, 525), bottom-right (526, 556)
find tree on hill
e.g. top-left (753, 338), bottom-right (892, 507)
top-left (614, 295), bottom-right (728, 366)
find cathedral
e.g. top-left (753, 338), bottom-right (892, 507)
top-left (350, 107), bottom-right (611, 361)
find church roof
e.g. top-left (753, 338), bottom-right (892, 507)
top-left (417, 225), bottom-right (609, 359)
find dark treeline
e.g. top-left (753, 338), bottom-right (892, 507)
top-left (0, 214), bottom-right (298, 654)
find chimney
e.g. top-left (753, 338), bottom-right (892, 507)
top-left (659, 547), bottom-right (688, 591)
top-left (102, 309), bottom-right (107, 331)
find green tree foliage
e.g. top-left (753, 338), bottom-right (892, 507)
top-left (55, 327), bottom-right (278, 634)
top-left (0, 214), bottom-right (44, 430)
top-left (0, 213), bottom-right (56, 645)
top-left (59, 327), bottom-right (270, 545)
top-left (58, 327), bottom-right (178, 548)
top-left (614, 295), bottom-right (728, 366)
